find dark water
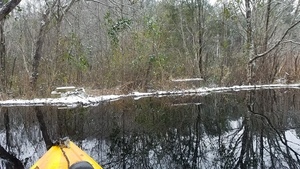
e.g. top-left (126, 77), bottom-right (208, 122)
top-left (1, 89), bottom-right (300, 168)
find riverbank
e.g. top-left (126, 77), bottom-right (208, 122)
top-left (0, 83), bottom-right (299, 108)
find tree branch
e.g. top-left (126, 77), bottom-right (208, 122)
top-left (282, 40), bottom-right (300, 46)
top-left (85, 0), bottom-right (109, 6)
top-left (56, 0), bottom-right (78, 22)
top-left (249, 19), bottom-right (300, 64)
top-left (0, 0), bottom-right (22, 21)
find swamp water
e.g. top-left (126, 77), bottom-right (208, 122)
top-left (1, 88), bottom-right (300, 168)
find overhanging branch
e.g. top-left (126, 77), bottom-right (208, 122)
top-left (249, 19), bottom-right (300, 64)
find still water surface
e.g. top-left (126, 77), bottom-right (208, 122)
top-left (1, 88), bottom-right (300, 168)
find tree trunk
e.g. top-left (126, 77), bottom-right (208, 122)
top-left (245, 0), bottom-right (252, 84)
top-left (30, 16), bottom-right (49, 90)
top-left (0, 0), bottom-right (15, 92)
top-left (0, 0), bottom-right (21, 21)
top-left (263, 0), bottom-right (271, 52)
top-left (197, 0), bottom-right (204, 79)
top-left (0, 0), bottom-right (22, 92)
top-left (0, 19), bottom-right (5, 92)
top-left (261, 0), bottom-right (272, 82)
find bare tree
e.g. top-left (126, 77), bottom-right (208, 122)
top-left (30, 0), bottom-right (78, 90)
top-left (246, 0), bottom-right (300, 83)
top-left (0, 0), bottom-right (22, 92)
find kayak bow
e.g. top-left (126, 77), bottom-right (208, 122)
top-left (30, 139), bottom-right (103, 169)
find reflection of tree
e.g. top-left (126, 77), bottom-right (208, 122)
top-left (230, 90), bottom-right (300, 168)
top-left (257, 90), bottom-right (300, 168)
top-left (1, 89), bottom-right (300, 168)
top-left (57, 108), bottom-right (87, 141)
top-left (4, 108), bottom-right (11, 149)
top-left (0, 106), bottom-right (108, 168)
top-left (0, 145), bottom-right (24, 169)
top-left (106, 96), bottom-right (236, 168)
top-left (0, 108), bottom-right (24, 168)
top-left (106, 91), bottom-right (300, 168)
top-left (35, 107), bottom-right (53, 150)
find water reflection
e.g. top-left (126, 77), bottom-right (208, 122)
top-left (0, 89), bottom-right (300, 168)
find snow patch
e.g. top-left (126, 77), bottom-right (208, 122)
top-left (0, 83), bottom-right (299, 108)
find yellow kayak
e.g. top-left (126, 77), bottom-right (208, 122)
top-left (31, 139), bottom-right (103, 169)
